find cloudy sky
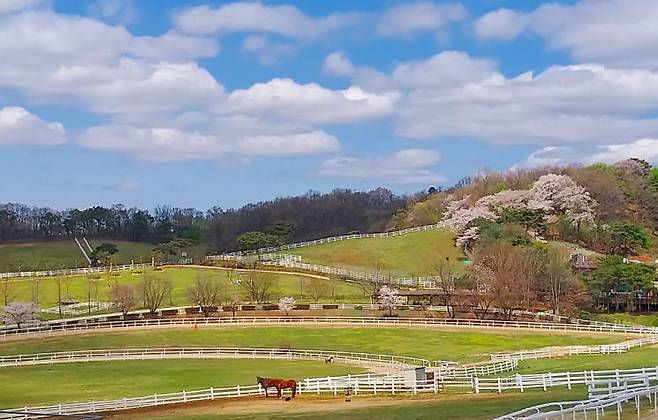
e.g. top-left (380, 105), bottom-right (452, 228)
top-left (2, 0), bottom-right (658, 209)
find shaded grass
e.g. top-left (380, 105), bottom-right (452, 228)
top-left (0, 327), bottom-right (620, 363)
top-left (593, 313), bottom-right (658, 327)
top-left (0, 359), bottom-right (363, 407)
top-left (293, 229), bottom-right (464, 276)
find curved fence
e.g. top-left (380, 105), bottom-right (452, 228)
top-left (0, 263), bottom-right (155, 280)
top-left (0, 347), bottom-right (429, 370)
top-left (495, 385), bottom-right (658, 419)
top-left (4, 365), bottom-right (658, 419)
top-left (2, 316), bottom-right (657, 341)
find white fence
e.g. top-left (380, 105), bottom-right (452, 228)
top-left (0, 263), bottom-right (154, 280)
top-left (0, 347), bottom-right (430, 370)
top-left (496, 385), bottom-right (658, 419)
top-left (4, 366), bottom-right (658, 419)
top-left (221, 223), bottom-right (444, 257)
top-left (2, 316), bottom-right (658, 340)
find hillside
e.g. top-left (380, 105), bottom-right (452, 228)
top-left (0, 240), bottom-right (155, 272)
top-left (292, 229), bottom-right (464, 276)
top-left (390, 159), bottom-right (658, 258)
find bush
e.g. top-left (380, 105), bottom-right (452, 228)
top-left (322, 304), bottom-right (339, 309)
top-left (296, 304), bottom-right (310, 310)
top-left (241, 305), bottom-right (256, 311)
top-left (262, 304), bottom-right (278, 310)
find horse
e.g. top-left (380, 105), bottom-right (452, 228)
top-left (325, 355), bottom-right (335, 364)
top-left (257, 376), bottom-right (297, 399)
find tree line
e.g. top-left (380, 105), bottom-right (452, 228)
top-left (0, 188), bottom-right (409, 252)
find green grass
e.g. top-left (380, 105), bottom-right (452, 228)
top-left (592, 313), bottom-right (658, 327)
top-left (517, 345), bottom-right (658, 373)
top-left (0, 359), bottom-right (363, 407)
top-left (0, 240), bottom-right (157, 271)
top-left (0, 327), bottom-right (620, 363)
top-left (293, 229), bottom-right (464, 276)
top-left (3, 267), bottom-right (367, 312)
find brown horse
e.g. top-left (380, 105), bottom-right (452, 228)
top-left (257, 376), bottom-right (297, 399)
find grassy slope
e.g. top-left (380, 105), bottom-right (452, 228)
top-left (0, 327), bottom-right (619, 363)
top-left (517, 345), bottom-right (658, 373)
top-left (293, 229), bottom-right (464, 276)
top-left (0, 359), bottom-right (363, 407)
top-left (0, 240), bottom-right (156, 271)
top-left (592, 313), bottom-right (658, 327)
top-left (5, 267), bottom-right (367, 310)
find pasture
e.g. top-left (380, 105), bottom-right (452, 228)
top-left (3, 267), bottom-right (366, 314)
top-left (0, 240), bottom-right (156, 272)
top-left (292, 229), bottom-right (464, 276)
top-left (0, 327), bottom-right (621, 363)
top-left (0, 359), bottom-right (363, 407)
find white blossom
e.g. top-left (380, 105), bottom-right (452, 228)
top-left (278, 296), bottom-right (296, 316)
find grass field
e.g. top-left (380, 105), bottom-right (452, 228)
top-left (0, 327), bottom-right (621, 363)
top-left (0, 359), bottom-right (363, 407)
top-left (107, 390), bottom-right (584, 420)
top-left (0, 240), bottom-right (158, 272)
top-left (592, 313), bottom-right (658, 327)
top-left (292, 229), bottom-right (464, 276)
top-left (4, 267), bottom-right (367, 313)
top-left (517, 345), bottom-right (658, 373)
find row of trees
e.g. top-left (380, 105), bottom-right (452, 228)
top-left (1, 188), bottom-right (408, 253)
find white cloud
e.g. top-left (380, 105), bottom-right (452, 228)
top-left (376, 1), bottom-right (467, 38)
top-left (78, 125), bottom-right (339, 162)
top-left (0, 0), bottom-right (46, 15)
top-left (174, 2), bottom-right (359, 39)
top-left (475, 0), bottom-right (658, 69)
top-left (0, 106), bottom-right (67, 146)
top-left (241, 35), bottom-right (296, 65)
top-left (227, 78), bottom-right (398, 124)
top-left (322, 51), bottom-right (355, 77)
top-left (518, 139), bottom-right (658, 168)
top-left (319, 149), bottom-right (445, 184)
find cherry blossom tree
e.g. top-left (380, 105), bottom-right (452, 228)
top-left (529, 174), bottom-right (597, 227)
top-left (278, 296), bottom-right (296, 316)
top-left (2, 302), bottom-right (37, 328)
top-left (377, 285), bottom-right (401, 316)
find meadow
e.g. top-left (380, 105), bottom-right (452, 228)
top-left (0, 240), bottom-right (156, 272)
top-left (292, 229), bottom-right (464, 276)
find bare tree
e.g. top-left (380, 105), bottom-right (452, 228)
top-left (188, 274), bottom-right (221, 317)
top-left (241, 272), bottom-right (275, 303)
top-left (1, 277), bottom-right (11, 306)
top-left (2, 302), bottom-right (37, 328)
top-left (139, 273), bottom-right (171, 315)
top-left (308, 278), bottom-right (331, 303)
top-left (434, 257), bottom-right (461, 318)
top-left (111, 284), bottom-right (137, 319)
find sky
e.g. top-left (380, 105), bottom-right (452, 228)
top-left (2, 0), bottom-right (658, 210)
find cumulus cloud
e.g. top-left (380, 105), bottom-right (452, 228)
top-left (174, 2), bottom-right (359, 39)
top-left (227, 78), bottom-right (398, 124)
top-left (78, 125), bottom-right (340, 162)
top-left (87, 0), bottom-right (138, 26)
top-left (475, 0), bottom-right (658, 69)
top-left (319, 149), bottom-right (445, 184)
top-left (376, 1), bottom-right (467, 38)
top-left (517, 139), bottom-right (658, 168)
top-left (322, 51), bottom-right (355, 77)
top-left (0, 106), bottom-right (67, 146)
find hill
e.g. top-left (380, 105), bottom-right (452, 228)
top-left (0, 240), bottom-right (155, 272)
top-left (292, 228), bottom-right (464, 276)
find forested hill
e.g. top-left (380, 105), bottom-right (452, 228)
top-left (390, 158), bottom-right (658, 257)
top-left (0, 188), bottom-right (409, 252)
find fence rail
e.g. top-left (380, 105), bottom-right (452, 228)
top-left (0, 347), bottom-right (429, 370)
top-left (496, 385), bottom-right (658, 419)
top-left (0, 263), bottom-right (155, 280)
top-left (4, 365), bottom-right (658, 419)
top-left (221, 223), bottom-right (444, 257)
top-left (2, 316), bottom-right (657, 340)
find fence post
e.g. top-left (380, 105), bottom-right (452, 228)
top-left (210, 387), bottom-right (215, 400)
top-left (237, 385), bottom-right (241, 396)
top-left (183, 390), bottom-right (187, 403)
top-left (567, 371), bottom-right (571, 390)
top-left (473, 376), bottom-right (480, 394)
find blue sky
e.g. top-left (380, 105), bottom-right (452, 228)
top-left (1, 0), bottom-right (658, 210)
